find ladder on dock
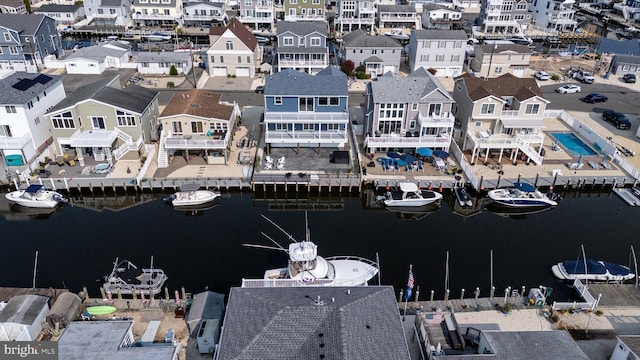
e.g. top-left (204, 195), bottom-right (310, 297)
top-left (552, 279), bottom-right (601, 311)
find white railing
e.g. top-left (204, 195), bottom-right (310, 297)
top-left (157, 132), bottom-right (168, 168)
top-left (238, 15), bottom-right (275, 23)
top-left (286, 14), bottom-right (325, 21)
top-left (450, 140), bottom-right (481, 189)
top-left (418, 113), bottom-right (456, 126)
top-left (265, 130), bottom-right (347, 142)
top-left (277, 59), bottom-right (327, 66)
top-left (515, 132), bottom-right (545, 143)
top-left (114, 127), bottom-right (133, 143)
top-left (338, 17), bottom-right (375, 24)
top-left (164, 135), bottom-right (225, 149)
top-left (517, 141), bottom-right (543, 165)
top-left (132, 14), bottom-right (178, 20)
top-left (265, 112), bottom-right (348, 122)
top-left (136, 144), bottom-right (155, 185)
top-left (500, 110), bottom-right (520, 118)
top-left (552, 279), bottom-right (601, 311)
top-left (365, 134), bottom-right (451, 148)
top-left (379, 15), bottom-right (418, 21)
top-left (69, 130), bottom-right (118, 147)
top-left (113, 136), bottom-right (143, 161)
top-left (242, 278), bottom-right (335, 287)
top-left (183, 14), bottom-right (227, 21)
top-left (0, 133), bottom-right (31, 149)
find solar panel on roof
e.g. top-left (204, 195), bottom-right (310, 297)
top-left (11, 78), bottom-right (37, 91)
top-left (34, 74), bottom-right (52, 84)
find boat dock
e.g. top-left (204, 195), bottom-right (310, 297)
top-left (585, 284), bottom-right (640, 307)
top-left (0, 287), bottom-right (68, 302)
top-left (612, 187), bottom-right (640, 206)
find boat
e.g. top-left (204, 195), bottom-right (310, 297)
top-left (142, 32), bottom-right (171, 42)
top-left (242, 213), bottom-right (379, 287)
top-left (102, 257), bottom-right (168, 295)
top-left (454, 186), bottom-right (473, 207)
top-left (386, 203), bottom-right (440, 221)
top-left (551, 259), bottom-right (635, 282)
top-left (5, 184), bottom-right (68, 208)
top-left (487, 182), bottom-right (559, 208)
top-left (502, 34), bottom-right (533, 45)
top-left (377, 182), bottom-right (443, 207)
top-left (384, 29), bottom-right (409, 41)
top-left (164, 183), bottom-right (220, 207)
top-left (485, 202), bottom-right (552, 220)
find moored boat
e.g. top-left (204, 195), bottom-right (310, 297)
top-left (378, 182), bottom-right (443, 207)
top-left (5, 185), bottom-right (68, 208)
top-left (142, 32), bottom-right (171, 42)
top-left (487, 182), bottom-right (559, 208)
top-left (454, 186), bottom-right (473, 207)
top-left (103, 257), bottom-right (168, 295)
top-left (384, 29), bottom-right (409, 41)
top-left (164, 183), bottom-right (220, 207)
top-left (551, 259), bottom-right (635, 282)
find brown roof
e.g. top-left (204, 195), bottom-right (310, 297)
top-left (477, 43), bottom-right (533, 54)
top-left (209, 18), bottom-right (257, 50)
top-left (456, 73), bottom-right (543, 101)
top-left (160, 90), bottom-right (234, 119)
top-left (0, 0), bottom-right (24, 8)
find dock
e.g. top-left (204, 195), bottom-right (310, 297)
top-left (585, 284), bottom-right (640, 307)
top-left (0, 287), bottom-right (68, 302)
top-left (612, 187), bottom-right (640, 206)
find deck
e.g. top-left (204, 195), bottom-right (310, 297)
top-left (0, 287), bottom-right (68, 302)
top-left (586, 284), bottom-right (640, 307)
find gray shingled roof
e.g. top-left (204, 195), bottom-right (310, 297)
top-left (316, 65), bottom-right (345, 76)
top-left (0, 72), bottom-right (63, 105)
top-left (265, 68), bottom-right (347, 96)
top-left (66, 46), bottom-right (127, 61)
top-left (277, 21), bottom-right (327, 36)
top-left (135, 51), bottom-right (191, 63)
top-left (0, 295), bottom-right (48, 325)
top-left (369, 67), bottom-right (452, 103)
top-left (378, 4), bottom-right (416, 12)
top-left (47, 78), bottom-right (157, 114)
top-left (614, 54), bottom-right (640, 65)
top-left (186, 291), bottom-right (224, 337)
top-left (34, 4), bottom-right (81, 12)
top-left (477, 43), bottom-right (532, 54)
top-left (412, 29), bottom-right (468, 40)
top-left (364, 55), bottom-right (383, 62)
top-left (276, 46), bottom-right (327, 54)
top-left (618, 336), bottom-right (640, 356)
top-left (423, 3), bottom-right (453, 12)
top-left (0, 14), bottom-right (46, 35)
top-left (217, 286), bottom-right (410, 360)
top-left (342, 29), bottom-right (402, 48)
top-left (100, 0), bottom-right (122, 7)
top-left (0, 0), bottom-right (25, 8)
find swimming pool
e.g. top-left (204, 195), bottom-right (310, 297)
top-left (551, 132), bottom-right (598, 156)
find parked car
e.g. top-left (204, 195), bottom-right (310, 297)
top-left (534, 71), bottom-right (550, 81)
top-left (573, 69), bottom-right (595, 84)
top-left (602, 109), bottom-right (632, 129)
top-left (255, 85), bottom-right (265, 93)
top-left (165, 328), bottom-right (174, 343)
top-left (623, 73), bottom-right (637, 83)
top-left (582, 93), bottom-right (608, 103)
top-left (556, 84), bottom-right (581, 94)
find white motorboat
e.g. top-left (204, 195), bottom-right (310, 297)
top-left (5, 185), bottom-right (68, 208)
top-left (552, 259), bottom-right (635, 282)
top-left (142, 32), bottom-right (171, 42)
top-left (487, 182), bottom-right (559, 208)
top-left (385, 29), bottom-right (409, 41)
top-left (502, 34), bottom-right (533, 45)
top-left (242, 213), bottom-right (379, 287)
top-left (164, 183), bottom-right (220, 207)
top-left (454, 186), bottom-right (473, 207)
top-left (378, 182), bottom-right (443, 207)
top-left (103, 257), bottom-right (168, 296)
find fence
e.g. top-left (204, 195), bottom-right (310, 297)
top-left (552, 279), bottom-right (601, 311)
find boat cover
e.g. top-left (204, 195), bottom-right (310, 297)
top-left (603, 262), bottom-right (632, 276)
top-left (24, 184), bottom-right (44, 193)
top-left (179, 183), bottom-right (202, 192)
top-left (562, 260), bottom-right (606, 275)
top-left (513, 182), bottom-right (535, 192)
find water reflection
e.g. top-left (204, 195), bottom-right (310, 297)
top-left (386, 203), bottom-right (441, 221)
top-left (484, 202), bottom-right (554, 220)
top-left (7, 204), bottom-right (62, 221)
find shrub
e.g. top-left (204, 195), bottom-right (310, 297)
top-left (169, 65), bottom-right (178, 76)
top-left (341, 60), bottom-right (355, 76)
top-left (231, 74), bottom-right (237, 78)
top-left (140, 156), bottom-right (147, 164)
top-left (167, 81), bottom-right (175, 88)
top-left (551, 74), bottom-right (560, 81)
top-left (355, 64), bottom-right (366, 74)
top-left (356, 71), bottom-right (366, 80)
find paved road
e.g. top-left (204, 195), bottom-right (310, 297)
top-left (541, 81), bottom-right (640, 116)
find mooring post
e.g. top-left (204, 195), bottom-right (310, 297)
top-left (430, 290), bottom-right (434, 302)
top-left (490, 286), bottom-right (495, 299)
top-left (445, 289), bottom-right (450, 301)
top-left (474, 287), bottom-right (480, 299)
top-left (460, 288), bottom-right (465, 300)
top-left (534, 172), bottom-right (540, 187)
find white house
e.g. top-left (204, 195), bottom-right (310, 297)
top-left (408, 29), bottom-right (467, 77)
top-left (183, 1), bottom-right (227, 27)
top-left (206, 18), bottom-right (261, 77)
top-left (83, 0), bottom-right (132, 26)
top-left (0, 295), bottom-right (49, 341)
top-left (136, 51), bottom-right (192, 75)
top-left (421, 3), bottom-right (464, 30)
top-left (64, 41), bottom-right (131, 74)
top-left (33, 4), bottom-right (85, 25)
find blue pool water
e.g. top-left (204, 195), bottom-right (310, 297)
top-left (551, 132), bottom-right (598, 156)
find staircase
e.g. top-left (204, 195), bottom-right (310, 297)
top-left (157, 132), bottom-right (169, 168)
top-left (518, 141), bottom-right (543, 165)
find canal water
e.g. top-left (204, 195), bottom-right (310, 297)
top-left (1, 188), bottom-right (638, 302)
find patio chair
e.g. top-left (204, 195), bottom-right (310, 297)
top-left (393, 162), bottom-right (400, 172)
top-left (264, 163), bottom-right (273, 170)
top-left (277, 162), bottom-right (285, 170)
top-left (406, 163), bottom-right (414, 172)
top-left (417, 161), bottom-right (424, 172)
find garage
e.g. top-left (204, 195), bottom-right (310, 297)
top-left (383, 65), bottom-right (395, 74)
top-left (236, 67), bottom-right (250, 77)
top-left (212, 67), bottom-right (227, 77)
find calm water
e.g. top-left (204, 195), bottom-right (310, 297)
top-left (1, 189), bottom-right (638, 302)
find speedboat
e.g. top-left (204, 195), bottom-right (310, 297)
top-left (385, 29), bottom-right (409, 41)
top-left (552, 259), bottom-right (635, 282)
top-left (454, 186), bottom-right (473, 207)
top-left (242, 213), bottom-right (379, 287)
top-left (487, 182), bottom-right (559, 208)
top-left (5, 184), bottom-right (68, 208)
top-left (378, 182), bottom-right (442, 207)
top-left (503, 34), bottom-right (533, 45)
top-left (164, 183), bottom-right (220, 207)
top-left (142, 32), bottom-right (171, 42)
top-left (103, 257), bottom-right (168, 296)
top-left (485, 202), bottom-right (552, 220)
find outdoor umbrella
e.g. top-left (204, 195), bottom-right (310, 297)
top-left (416, 147), bottom-right (433, 157)
top-left (400, 154), bottom-right (417, 163)
top-left (577, 154), bottom-right (583, 165)
top-left (387, 151), bottom-right (401, 158)
top-left (433, 150), bottom-right (449, 159)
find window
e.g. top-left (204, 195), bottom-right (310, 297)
top-left (480, 104), bottom-right (495, 114)
top-left (411, 103), bottom-right (417, 111)
top-left (319, 97), bottom-right (339, 106)
top-left (5, 106), bottom-right (16, 114)
top-left (495, 66), bottom-right (503, 74)
top-left (299, 97), bottom-right (313, 111)
top-left (92, 116), bottom-right (106, 129)
top-left (274, 96), bottom-right (282, 105)
top-left (428, 103), bottom-right (441, 116)
top-left (172, 121), bottom-right (182, 134)
top-left (220, 56), bottom-right (224, 63)
top-left (3, 33), bottom-right (10, 41)
top-left (474, 121), bottom-right (482, 127)
top-left (191, 121), bottom-right (204, 133)
top-left (247, 56), bottom-right (251, 63)
top-left (310, 37), bottom-right (321, 46)
top-left (409, 120), bottom-right (416, 129)
top-left (290, 0), bottom-right (296, 4)
top-left (0, 125), bottom-right (11, 137)
top-left (420, 55), bottom-right (428, 61)
top-left (116, 110), bottom-right (136, 126)
top-left (378, 103), bottom-right (404, 120)
top-left (51, 111), bottom-right (75, 129)
top-left (451, 55), bottom-right (460, 62)
top-left (302, 123), bottom-right (314, 130)
top-left (313, 0), bottom-right (320, 4)
top-left (436, 54), bottom-right (445, 62)
top-left (283, 37), bottom-right (293, 46)
top-left (226, 41), bottom-right (233, 50)
top-left (238, 56), bottom-right (242, 63)
top-left (98, 8), bottom-right (104, 14)
top-left (439, 41), bottom-right (446, 48)
top-left (9, 46), bottom-right (18, 55)
top-left (525, 104), bottom-right (540, 114)
top-left (164, 9), bottom-right (170, 15)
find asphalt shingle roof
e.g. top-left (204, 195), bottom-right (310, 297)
top-left (378, 4), bottom-right (415, 12)
top-left (34, 4), bottom-right (81, 12)
top-left (0, 0), bottom-right (25, 8)
top-left (0, 14), bottom-right (46, 35)
top-left (369, 67), bottom-right (452, 103)
top-left (66, 46), bottom-right (126, 61)
top-left (477, 43), bottom-right (532, 54)
top-left (160, 90), bottom-right (233, 119)
top-left (277, 21), bottom-right (327, 37)
top-left (0, 295), bottom-right (48, 325)
top-left (0, 72), bottom-right (63, 105)
top-left (412, 29), bottom-right (468, 40)
top-left (456, 73), bottom-right (543, 102)
top-left (342, 29), bottom-right (402, 48)
top-left (100, 0), bottom-right (122, 7)
top-left (216, 286), bottom-right (410, 360)
top-left (264, 68), bottom-right (348, 96)
top-left (135, 51), bottom-right (191, 63)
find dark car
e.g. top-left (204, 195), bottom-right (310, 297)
top-left (255, 85), bottom-right (265, 93)
top-left (582, 93), bottom-right (608, 103)
top-left (602, 110), bottom-right (632, 129)
top-left (623, 73), bottom-right (637, 83)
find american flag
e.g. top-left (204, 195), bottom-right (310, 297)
top-left (407, 270), bottom-right (414, 290)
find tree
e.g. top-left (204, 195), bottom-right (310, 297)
top-left (169, 65), bottom-right (178, 76)
top-left (340, 60), bottom-right (355, 76)
top-left (23, 0), bottom-right (31, 13)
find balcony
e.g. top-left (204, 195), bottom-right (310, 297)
top-left (183, 14), bottom-right (227, 21)
top-left (133, 13), bottom-right (178, 20)
top-left (238, 14), bottom-right (274, 23)
top-left (164, 133), bottom-right (226, 149)
top-left (265, 130), bottom-right (348, 144)
top-left (278, 59), bottom-right (327, 66)
top-left (486, 0), bottom-right (503, 5)
top-left (286, 14), bottom-right (325, 21)
top-left (365, 132), bottom-right (452, 149)
top-left (264, 112), bottom-right (348, 122)
top-left (338, 17), bottom-right (375, 25)
top-left (256, 1), bottom-right (273, 9)
top-left (92, 13), bottom-right (118, 19)
top-left (379, 14), bottom-right (417, 21)
top-left (417, 112), bottom-right (455, 127)
top-left (68, 129), bottom-right (118, 148)
top-left (0, 133), bottom-right (31, 150)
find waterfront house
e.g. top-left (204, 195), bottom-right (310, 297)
top-left (529, 0), bottom-right (577, 32)
top-left (83, 0), bottom-right (132, 27)
top-left (44, 76), bottom-right (159, 166)
top-left (364, 67), bottom-right (455, 155)
top-left (283, 0), bottom-right (324, 22)
top-left (334, 0), bottom-right (375, 33)
top-left (611, 335), bottom-right (640, 360)
top-left (237, 0), bottom-right (275, 32)
top-left (477, 0), bottom-right (531, 36)
top-left (33, 4), bottom-right (86, 25)
top-left (186, 291), bottom-right (224, 354)
top-left (0, 295), bottom-right (49, 341)
top-left (468, 43), bottom-right (533, 78)
top-left (263, 66), bottom-right (349, 152)
top-left (136, 51), bottom-right (192, 75)
top-left (132, 0), bottom-right (183, 27)
top-left (0, 0), bottom-right (27, 14)
top-left (0, 72), bottom-right (65, 169)
top-left (157, 89), bottom-right (240, 167)
top-left (276, 21), bottom-right (328, 74)
top-left (58, 321), bottom-right (179, 359)
top-left (183, 0), bottom-right (227, 28)
top-left (420, 3), bottom-right (464, 30)
top-left (64, 41), bottom-right (131, 74)
top-left (614, 1), bottom-right (640, 23)
top-left (341, 29), bottom-right (402, 76)
top-left (206, 18), bottom-right (261, 77)
top-left (452, 0), bottom-right (480, 11)
top-left (407, 29), bottom-right (467, 77)
top-left (0, 14), bottom-right (63, 73)
top-left (610, 54), bottom-right (640, 76)
top-left (215, 286), bottom-right (411, 359)
top-left (377, 5), bottom-right (421, 30)
top-left (452, 73), bottom-right (549, 165)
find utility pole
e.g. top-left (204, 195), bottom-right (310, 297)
top-left (485, 43), bottom-right (497, 79)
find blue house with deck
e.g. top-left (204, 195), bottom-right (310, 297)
top-left (263, 66), bottom-right (350, 152)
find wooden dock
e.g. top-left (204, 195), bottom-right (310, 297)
top-left (585, 284), bottom-right (640, 307)
top-left (400, 293), bottom-right (535, 315)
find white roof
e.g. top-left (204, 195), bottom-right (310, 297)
top-left (500, 118), bottom-right (545, 128)
top-left (399, 182), bottom-right (419, 192)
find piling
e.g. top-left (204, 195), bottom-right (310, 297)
top-left (99, 287), bottom-right (106, 300)
top-left (490, 286), bottom-right (495, 299)
top-left (100, 183), bottom-right (104, 193)
top-left (474, 287), bottom-right (480, 299)
top-left (398, 289), bottom-right (403, 302)
top-left (181, 286), bottom-right (186, 300)
top-left (534, 172), bottom-right (539, 187)
top-left (517, 173), bottom-right (522, 183)
top-left (117, 289), bottom-right (122, 300)
top-left (430, 290), bottom-right (434, 302)
top-left (478, 176), bottom-right (484, 191)
top-left (444, 289), bottom-right (450, 301)
top-left (496, 175), bottom-right (502, 189)
top-left (164, 287), bottom-right (170, 301)
top-left (460, 288), bottom-right (465, 300)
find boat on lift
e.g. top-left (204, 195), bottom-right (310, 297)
top-left (552, 259), bottom-right (635, 282)
top-left (102, 257), bottom-right (168, 295)
top-left (378, 182), bottom-right (442, 207)
top-left (487, 182), bottom-right (559, 208)
top-left (385, 28), bottom-right (409, 41)
top-left (142, 32), bottom-right (172, 42)
top-left (5, 184), bottom-right (68, 208)
top-left (164, 183), bottom-right (220, 207)
top-left (454, 185), bottom-right (473, 207)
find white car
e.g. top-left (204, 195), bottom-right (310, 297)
top-left (556, 84), bottom-right (582, 94)
top-left (534, 71), bottom-right (550, 81)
